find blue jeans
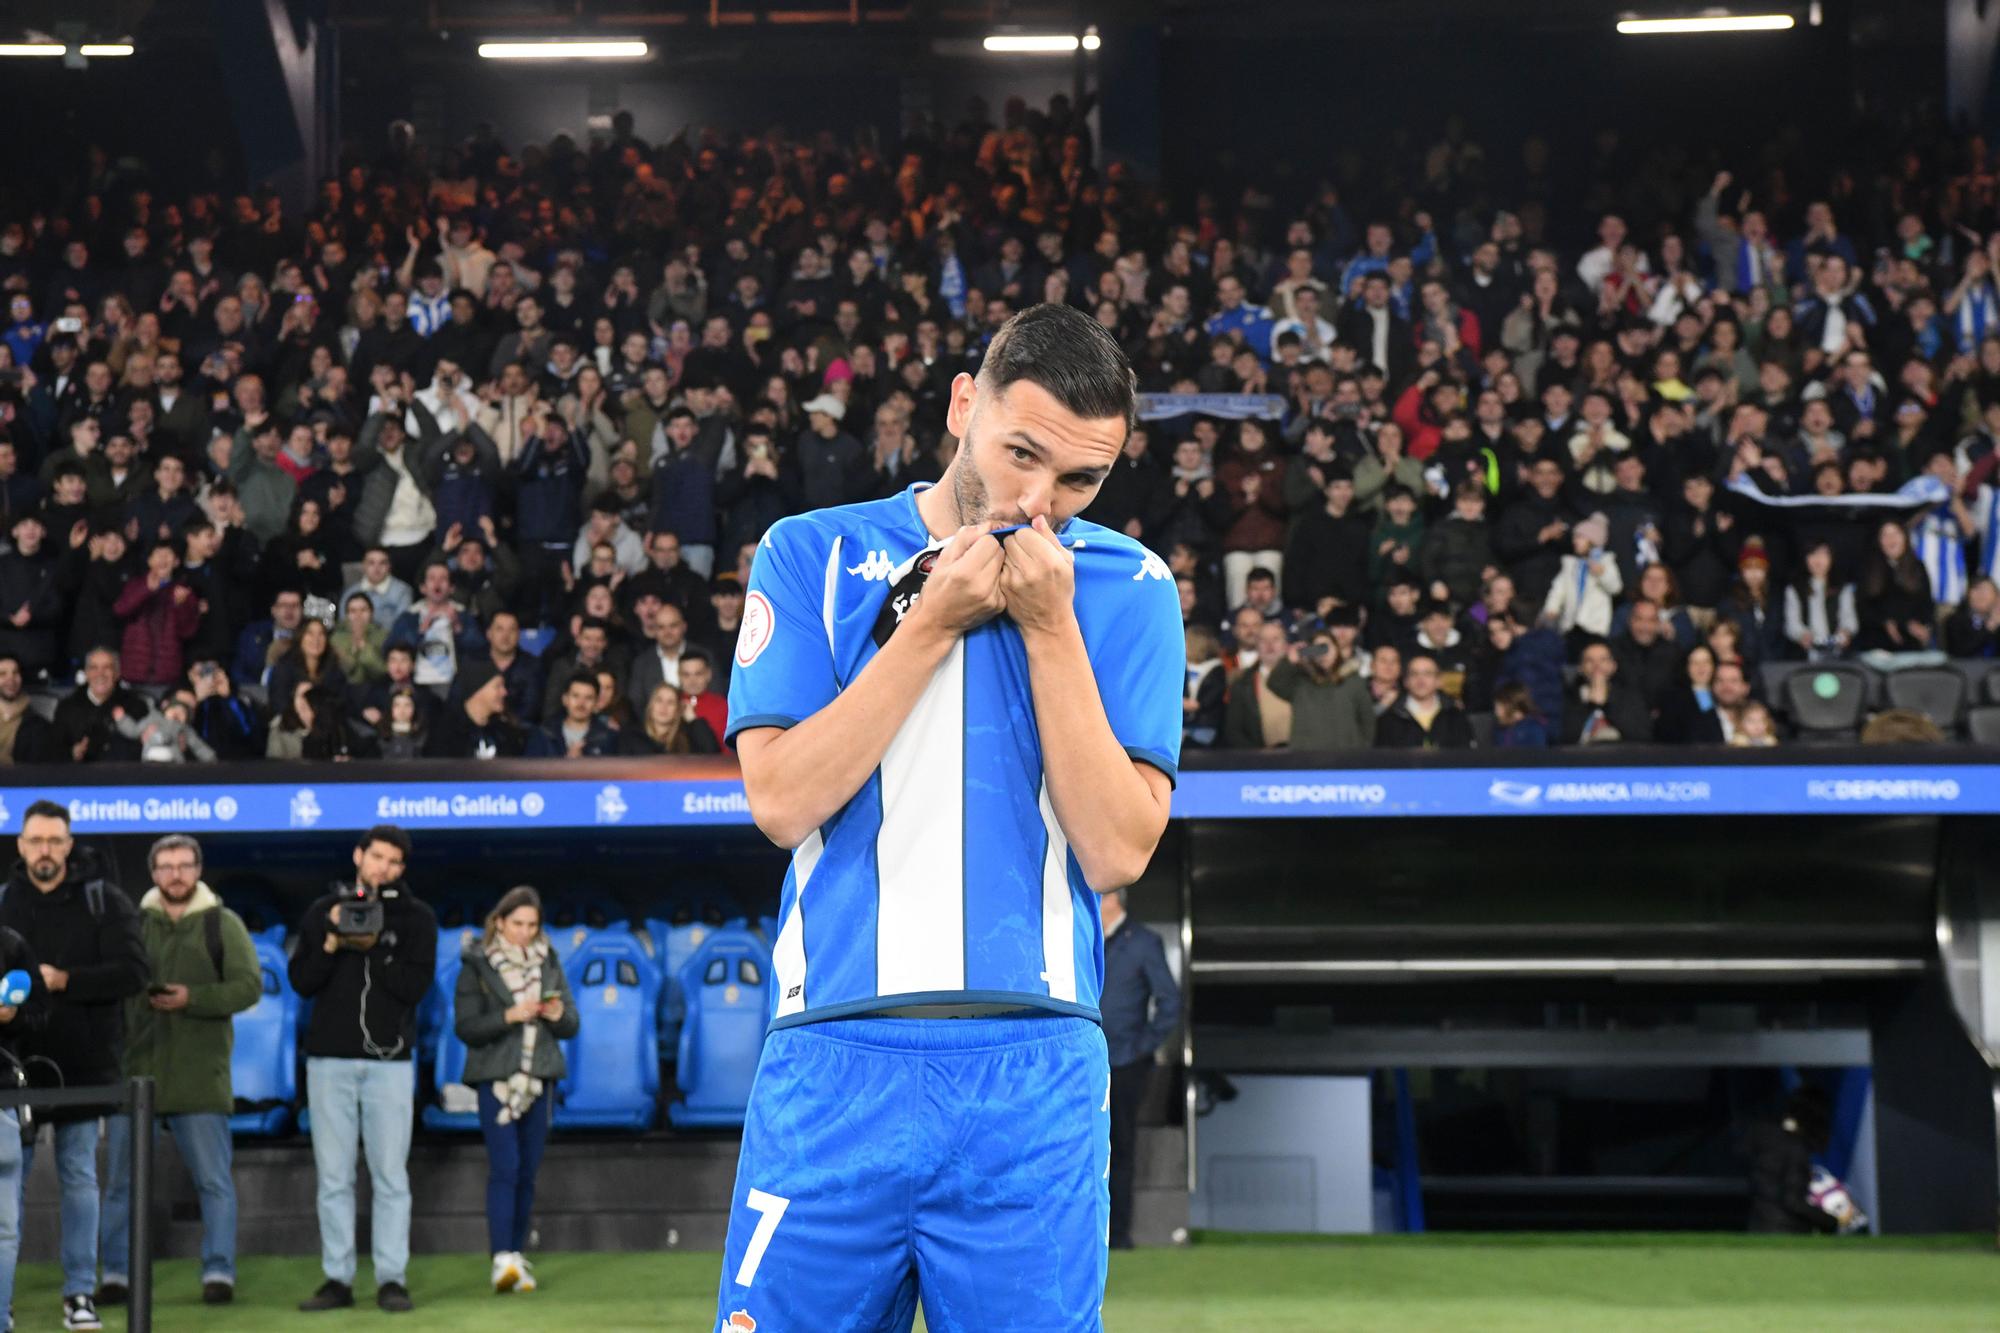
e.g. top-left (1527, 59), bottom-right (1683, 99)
top-left (0, 1110), bottom-right (21, 1322)
top-left (19, 1118), bottom-right (99, 1298)
top-left (476, 1086), bottom-right (551, 1255)
top-left (306, 1058), bottom-right (414, 1287)
top-left (100, 1112), bottom-right (236, 1285)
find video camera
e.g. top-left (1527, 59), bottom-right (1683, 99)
top-left (333, 879), bottom-right (384, 938)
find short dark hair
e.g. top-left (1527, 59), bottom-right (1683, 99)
top-left (22, 799), bottom-right (68, 829)
top-left (356, 824), bottom-right (412, 860)
top-left (564, 671), bottom-right (598, 696)
top-left (577, 615), bottom-right (610, 637)
top-left (1246, 568), bottom-right (1277, 587)
top-left (977, 303), bottom-right (1135, 435)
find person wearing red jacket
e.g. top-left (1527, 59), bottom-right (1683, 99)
top-left (1392, 369), bottom-right (1464, 462)
top-left (1214, 418), bottom-right (1290, 609)
top-left (112, 541), bottom-right (202, 687)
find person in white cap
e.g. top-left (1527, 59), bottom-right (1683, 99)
top-left (795, 392), bottom-right (868, 512)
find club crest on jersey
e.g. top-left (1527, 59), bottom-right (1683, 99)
top-left (846, 549), bottom-right (894, 581)
top-left (917, 552), bottom-right (939, 575)
top-left (723, 1311), bottom-right (757, 1332)
top-left (736, 592), bottom-right (776, 667)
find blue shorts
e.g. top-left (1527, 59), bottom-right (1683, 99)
top-left (713, 1013), bottom-right (1110, 1333)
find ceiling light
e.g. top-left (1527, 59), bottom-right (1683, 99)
top-left (985, 34), bottom-right (1089, 53)
top-left (476, 40), bottom-right (649, 60)
top-left (0, 43), bottom-right (65, 56)
top-left (78, 43), bottom-right (134, 56)
top-left (1616, 14), bottom-right (1795, 33)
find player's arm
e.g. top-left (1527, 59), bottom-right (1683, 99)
top-left (735, 523), bottom-right (1007, 849)
top-left (1003, 517), bottom-right (1174, 892)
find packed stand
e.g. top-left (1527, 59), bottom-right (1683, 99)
top-left (0, 102), bottom-right (1994, 764)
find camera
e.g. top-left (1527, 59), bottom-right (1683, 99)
top-left (334, 879), bottom-right (384, 937)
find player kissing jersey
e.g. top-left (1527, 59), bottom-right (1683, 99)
top-left (725, 482), bottom-right (1185, 1028)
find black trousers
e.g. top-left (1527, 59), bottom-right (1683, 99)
top-left (1108, 1059), bottom-right (1152, 1247)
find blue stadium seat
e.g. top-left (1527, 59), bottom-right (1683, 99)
top-left (667, 928), bottom-right (773, 1129)
top-left (518, 625), bottom-right (557, 658)
top-left (756, 915), bottom-right (780, 945)
top-left (230, 938), bottom-right (299, 1136)
top-left (552, 920), bottom-right (635, 968)
top-left (419, 926), bottom-right (482, 1065)
top-left (421, 1022), bottom-right (482, 1133)
top-left (650, 917), bottom-right (730, 1058)
top-left (555, 934), bottom-right (662, 1130)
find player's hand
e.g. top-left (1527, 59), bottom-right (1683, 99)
top-left (999, 515), bottom-right (1076, 637)
top-left (913, 523), bottom-right (1006, 637)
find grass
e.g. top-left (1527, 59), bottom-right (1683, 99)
top-left (14, 1233), bottom-right (2000, 1332)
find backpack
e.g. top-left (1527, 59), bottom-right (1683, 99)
top-left (0, 875), bottom-right (222, 976)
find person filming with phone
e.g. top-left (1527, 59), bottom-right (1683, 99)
top-left (451, 885), bottom-right (578, 1295)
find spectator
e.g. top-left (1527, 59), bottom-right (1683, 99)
top-left (1784, 540), bottom-right (1860, 662)
top-left (352, 413), bottom-right (442, 587)
top-left (1181, 625), bottom-right (1227, 749)
top-left (113, 689), bottom-right (216, 763)
top-left (268, 616), bottom-right (349, 713)
top-left (288, 826), bottom-right (435, 1315)
top-left (0, 514), bottom-right (63, 681)
top-left (1221, 620), bottom-right (1295, 749)
top-left (1855, 519), bottom-right (1938, 660)
top-left (0, 653), bottom-right (54, 764)
top-left (512, 412), bottom-right (590, 628)
top-left (1215, 419), bottom-right (1288, 608)
top-left (425, 671), bottom-right (526, 759)
top-left (1657, 643), bottom-right (1728, 744)
top-left (1562, 639), bottom-right (1654, 744)
top-left (1538, 512), bottom-right (1623, 651)
top-left (1265, 625), bottom-right (1375, 750)
top-left (1352, 419), bottom-right (1426, 515)
top-left (1, 800), bottom-right (148, 1332)
top-left (255, 497), bottom-right (341, 613)
top-left (1099, 887), bottom-right (1180, 1251)
top-left (1731, 700), bottom-right (1780, 748)
top-left (525, 672), bottom-right (619, 758)
top-left (233, 588), bottom-right (305, 689)
top-left (1367, 487), bottom-right (1425, 599)
top-left (52, 647), bottom-right (151, 763)
top-left (387, 560), bottom-right (486, 693)
top-left (678, 649), bottom-right (729, 743)
top-left (342, 548), bottom-right (416, 627)
top-left (1420, 483), bottom-right (1496, 610)
top-left (110, 541), bottom-right (201, 687)
top-left (1283, 465), bottom-right (1370, 618)
top-left (452, 886), bottom-right (579, 1294)
top-left (186, 661), bottom-right (261, 760)
top-left (1375, 651), bottom-right (1476, 749)
top-left (375, 686), bottom-right (430, 760)
top-left (218, 418), bottom-right (297, 544)
top-left (457, 611), bottom-right (542, 722)
top-left (618, 682), bottom-right (719, 756)
top-left (97, 834), bottom-right (259, 1309)
top-left (332, 593), bottom-right (388, 685)
top-left (1492, 681), bottom-right (1550, 748)
top-left (1945, 577), bottom-right (1999, 658)
top-left (1494, 457), bottom-right (1573, 606)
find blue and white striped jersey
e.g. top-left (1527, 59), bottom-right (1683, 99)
top-left (725, 484), bottom-right (1184, 1029)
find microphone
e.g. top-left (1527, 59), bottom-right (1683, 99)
top-left (0, 970), bottom-right (29, 1007)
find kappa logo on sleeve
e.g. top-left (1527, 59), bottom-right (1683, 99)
top-left (723, 1311), bottom-right (758, 1331)
top-left (736, 591), bottom-right (776, 667)
top-left (1134, 552), bottom-right (1172, 582)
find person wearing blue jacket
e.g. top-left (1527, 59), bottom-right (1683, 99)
top-left (1100, 889), bottom-right (1181, 1250)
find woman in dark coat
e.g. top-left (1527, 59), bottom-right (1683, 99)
top-left (454, 886), bottom-right (580, 1295)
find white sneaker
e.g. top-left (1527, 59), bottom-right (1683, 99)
top-left (516, 1257), bottom-right (537, 1294)
top-left (63, 1294), bottom-right (102, 1330)
top-left (491, 1252), bottom-right (522, 1293)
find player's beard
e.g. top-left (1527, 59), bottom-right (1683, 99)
top-left (949, 411), bottom-right (1026, 528)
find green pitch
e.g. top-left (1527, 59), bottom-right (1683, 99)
top-left (17, 1233), bottom-right (2000, 1331)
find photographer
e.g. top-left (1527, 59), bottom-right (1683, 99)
top-left (453, 887), bottom-right (578, 1294)
top-left (288, 826), bottom-right (436, 1315)
top-left (1264, 623), bottom-right (1376, 751)
top-left (99, 835), bottom-right (259, 1309)
top-left (2, 800), bottom-right (147, 1333)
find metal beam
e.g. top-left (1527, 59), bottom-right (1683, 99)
top-left (1195, 1025), bottom-right (1874, 1070)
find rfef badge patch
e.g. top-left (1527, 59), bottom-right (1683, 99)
top-left (737, 591), bottom-right (776, 666)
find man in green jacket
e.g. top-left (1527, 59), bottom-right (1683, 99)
top-left (98, 835), bottom-right (261, 1310)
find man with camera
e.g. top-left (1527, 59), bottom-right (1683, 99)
top-left (288, 825), bottom-right (436, 1315)
top-left (98, 835), bottom-right (259, 1310)
top-left (2, 800), bottom-right (148, 1332)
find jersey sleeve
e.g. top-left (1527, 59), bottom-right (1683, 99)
top-left (1086, 549), bottom-right (1187, 786)
top-left (725, 520), bottom-right (842, 741)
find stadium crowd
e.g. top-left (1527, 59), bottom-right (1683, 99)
top-left (0, 97), bottom-right (1994, 762)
